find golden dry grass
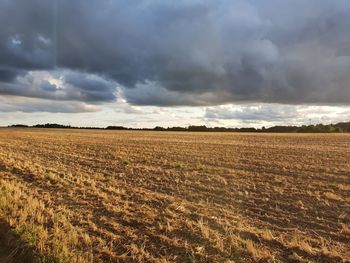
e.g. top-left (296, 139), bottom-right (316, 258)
top-left (0, 128), bottom-right (349, 262)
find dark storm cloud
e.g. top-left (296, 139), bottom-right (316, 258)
top-left (63, 72), bottom-right (116, 102)
top-left (1, 0), bottom-right (350, 106)
top-left (0, 69), bottom-right (21, 82)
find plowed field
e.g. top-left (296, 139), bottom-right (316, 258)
top-left (0, 129), bottom-right (349, 262)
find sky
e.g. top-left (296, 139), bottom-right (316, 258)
top-left (1, 0), bottom-right (350, 128)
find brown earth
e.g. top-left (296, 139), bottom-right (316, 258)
top-left (0, 129), bottom-right (349, 262)
top-left (0, 220), bottom-right (13, 263)
top-left (0, 219), bottom-right (35, 263)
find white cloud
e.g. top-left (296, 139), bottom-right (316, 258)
top-left (205, 104), bottom-right (350, 127)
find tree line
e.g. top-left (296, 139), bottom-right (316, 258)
top-left (8, 122), bottom-right (350, 133)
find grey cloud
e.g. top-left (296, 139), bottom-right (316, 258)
top-left (40, 80), bottom-right (57, 92)
top-left (0, 70), bottom-right (117, 103)
top-left (0, 69), bottom-right (21, 82)
top-left (113, 99), bottom-right (143, 114)
top-left (122, 80), bottom-right (241, 107)
top-left (122, 81), bottom-right (204, 107)
top-left (0, 96), bottom-right (98, 113)
top-left (63, 72), bottom-right (116, 102)
top-left (1, 0), bottom-right (350, 106)
top-left (205, 104), bottom-right (350, 125)
top-left (205, 104), bottom-right (300, 122)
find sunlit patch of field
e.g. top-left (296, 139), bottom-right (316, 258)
top-left (0, 129), bottom-right (349, 262)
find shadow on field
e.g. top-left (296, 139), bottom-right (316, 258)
top-left (0, 219), bottom-right (37, 263)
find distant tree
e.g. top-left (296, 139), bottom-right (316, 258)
top-left (8, 124), bottom-right (29, 128)
top-left (238, 127), bottom-right (257, 132)
top-left (334, 122), bottom-right (350, 132)
top-left (188, 125), bottom-right (208, 131)
top-left (154, 126), bottom-right (166, 131)
top-left (266, 126), bottom-right (298, 132)
top-left (167, 126), bottom-right (187, 131)
top-left (106, 126), bottom-right (128, 130)
top-left (33, 123), bottom-right (70, 129)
